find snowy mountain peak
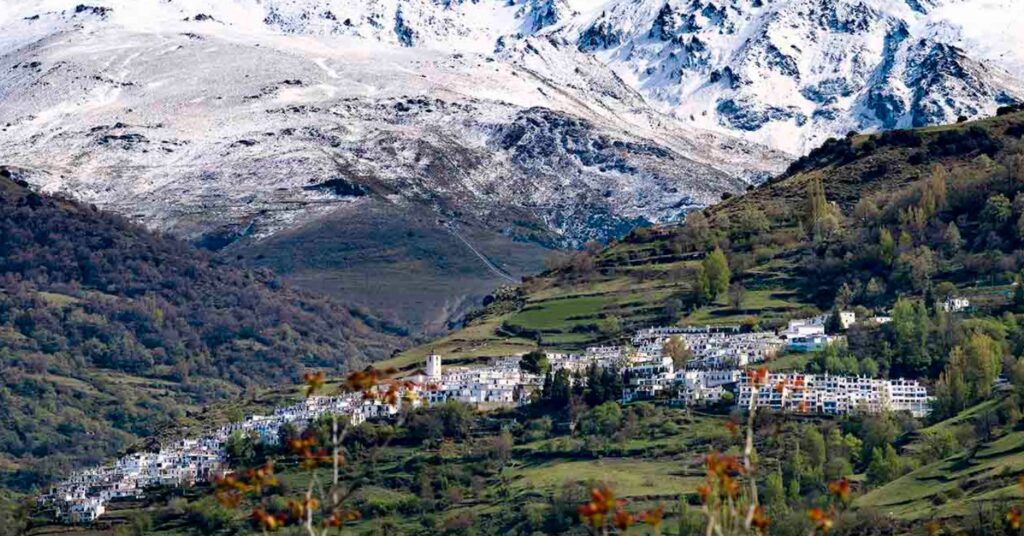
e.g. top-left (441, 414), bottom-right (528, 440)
top-left (539, 0), bottom-right (1023, 153)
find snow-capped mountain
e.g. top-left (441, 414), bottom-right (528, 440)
top-left (0, 0), bottom-right (1019, 329)
top-left (546, 0), bottom-right (1024, 153)
top-left (0, 0), bottom-right (786, 329)
top-left (0, 0), bottom-right (778, 245)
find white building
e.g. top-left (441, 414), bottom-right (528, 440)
top-left (780, 318), bottom-right (846, 352)
top-left (43, 389), bottom-right (418, 525)
top-left (736, 373), bottom-right (931, 418)
top-left (426, 353), bottom-right (442, 379)
top-left (673, 369), bottom-right (742, 406)
top-left (942, 297), bottom-right (970, 313)
top-left (418, 355), bottom-right (541, 408)
top-left (836, 311), bottom-right (857, 330)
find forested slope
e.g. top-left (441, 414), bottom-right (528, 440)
top-left (0, 174), bottom-right (403, 494)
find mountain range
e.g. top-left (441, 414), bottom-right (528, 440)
top-left (0, 0), bottom-right (1021, 331)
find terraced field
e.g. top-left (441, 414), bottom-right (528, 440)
top-left (856, 396), bottom-right (1024, 522)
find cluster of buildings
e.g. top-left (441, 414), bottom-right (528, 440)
top-left (41, 393), bottom-right (408, 524)
top-left (633, 325), bottom-right (785, 367)
top-left (44, 438), bottom-right (223, 523)
top-left (46, 306), bottom-right (949, 524)
top-left (413, 354), bottom-right (542, 407)
top-left (737, 372), bottom-right (931, 418)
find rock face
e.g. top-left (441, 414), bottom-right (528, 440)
top-left (1, 0), bottom-right (1018, 329)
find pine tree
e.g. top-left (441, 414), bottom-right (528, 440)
top-left (802, 176), bottom-right (839, 241)
top-left (879, 228), bottom-right (895, 265)
top-left (702, 247), bottom-right (730, 301)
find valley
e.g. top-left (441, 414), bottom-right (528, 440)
top-left (11, 108), bottom-right (1024, 535)
top-left (2, 0), bottom-right (1024, 533)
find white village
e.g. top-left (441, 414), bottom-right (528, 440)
top-left (42, 309), bottom-right (936, 524)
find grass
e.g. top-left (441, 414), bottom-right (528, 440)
top-left (510, 458), bottom-right (700, 497)
top-left (377, 314), bottom-right (538, 371)
top-left (761, 352), bottom-right (813, 372)
top-left (508, 295), bottom-right (615, 330)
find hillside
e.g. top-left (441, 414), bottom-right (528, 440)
top-left (19, 109), bottom-right (1024, 534)
top-left (386, 106), bottom-right (1024, 370)
top-left (0, 175), bottom-right (404, 501)
top-left (363, 108), bottom-right (1024, 533)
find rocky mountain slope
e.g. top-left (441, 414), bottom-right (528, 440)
top-left (1, 0), bottom-right (1020, 331)
top-left (545, 0), bottom-right (1024, 154)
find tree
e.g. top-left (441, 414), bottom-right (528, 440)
top-left (763, 469), bottom-right (786, 513)
top-left (860, 413), bottom-right (900, 465)
top-left (918, 429), bottom-right (958, 463)
top-left (896, 246), bottom-right (936, 292)
top-left (802, 175), bottom-right (841, 241)
top-left (960, 333), bottom-right (1002, 400)
top-left (692, 265), bottom-right (711, 306)
top-left (824, 309), bottom-right (844, 334)
top-left (860, 357), bottom-right (880, 377)
top-left (981, 193), bottom-right (1013, 231)
top-left (866, 445), bottom-right (902, 486)
top-left (934, 359), bottom-right (970, 418)
top-left (934, 281), bottom-right (957, 303)
top-left (879, 228), bottom-right (895, 265)
top-left (1014, 275), bottom-right (1024, 313)
top-left (823, 457), bottom-right (852, 482)
top-left (585, 401), bottom-right (623, 436)
top-left (736, 208), bottom-right (770, 237)
top-left (599, 316), bottom-right (623, 339)
top-left (225, 431), bottom-right (257, 466)
top-left (890, 298), bottom-right (930, 375)
top-left (802, 427), bottom-right (827, 472)
top-left (550, 369), bottom-right (572, 408)
top-left (584, 364), bottom-right (605, 407)
top-left (942, 222), bottom-right (962, 253)
top-left (835, 282), bottom-right (854, 311)
top-left (277, 422), bottom-right (299, 449)
top-left (520, 350), bottom-right (550, 376)
top-left (492, 429), bottom-right (513, 465)
top-left (702, 247), bottom-right (730, 301)
top-left (662, 335), bottom-right (693, 369)
top-left (786, 478), bottom-right (800, 504)
top-left (682, 211), bottom-right (712, 250)
top-left (727, 282), bottom-right (746, 311)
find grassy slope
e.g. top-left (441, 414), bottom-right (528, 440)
top-left (854, 395), bottom-right (1024, 522)
top-left (232, 200), bottom-right (552, 337)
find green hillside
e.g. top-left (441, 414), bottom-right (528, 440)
top-left (856, 394), bottom-right (1024, 522)
top-left (0, 176), bottom-right (405, 511)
